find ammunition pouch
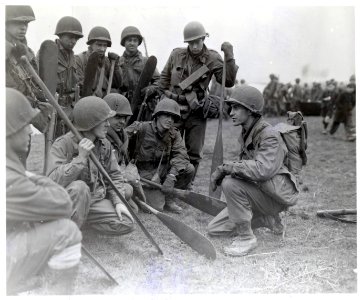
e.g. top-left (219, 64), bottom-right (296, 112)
top-left (202, 95), bottom-right (220, 119)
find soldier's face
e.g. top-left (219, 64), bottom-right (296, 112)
top-left (109, 115), bottom-right (127, 132)
top-left (91, 119), bottom-right (110, 139)
top-left (7, 124), bottom-right (32, 155)
top-left (187, 38), bottom-right (204, 55)
top-left (59, 33), bottom-right (80, 51)
top-left (124, 36), bottom-right (140, 54)
top-left (229, 104), bottom-right (250, 126)
top-left (156, 114), bottom-right (174, 131)
top-left (90, 41), bottom-right (108, 57)
top-left (6, 21), bottom-right (29, 40)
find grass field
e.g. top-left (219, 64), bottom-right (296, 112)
top-left (26, 115), bottom-right (357, 294)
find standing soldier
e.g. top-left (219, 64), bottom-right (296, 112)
top-left (118, 26), bottom-right (161, 121)
top-left (158, 21), bottom-right (238, 184)
top-left (6, 88), bottom-right (82, 295)
top-left (320, 81), bottom-right (336, 134)
top-left (126, 98), bottom-right (195, 213)
top-left (75, 26), bottom-right (121, 97)
top-left (5, 5), bottom-right (53, 164)
top-left (291, 78), bottom-right (303, 111)
top-left (208, 86), bottom-right (298, 256)
top-left (47, 96), bottom-right (135, 235)
top-left (263, 74), bottom-right (279, 116)
top-left (53, 16), bottom-right (84, 138)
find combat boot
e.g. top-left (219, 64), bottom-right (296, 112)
top-left (252, 214), bottom-right (284, 235)
top-left (164, 199), bottom-right (182, 214)
top-left (224, 221), bottom-right (257, 257)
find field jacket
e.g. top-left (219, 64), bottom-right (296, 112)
top-left (47, 132), bottom-right (126, 206)
top-left (106, 127), bottom-right (129, 165)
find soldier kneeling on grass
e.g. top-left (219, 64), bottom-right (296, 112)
top-left (208, 86), bottom-right (299, 256)
top-left (126, 98), bottom-right (195, 213)
top-left (47, 96), bottom-right (135, 235)
top-left (6, 88), bottom-right (82, 295)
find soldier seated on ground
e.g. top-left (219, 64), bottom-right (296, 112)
top-left (6, 88), bottom-right (82, 295)
top-left (208, 86), bottom-right (299, 256)
top-left (47, 96), bottom-right (135, 235)
top-left (126, 98), bottom-right (194, 213)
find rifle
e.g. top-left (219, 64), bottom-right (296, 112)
top-left (20, 54), bottom-right (163, 256)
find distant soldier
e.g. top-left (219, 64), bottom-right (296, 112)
top-left (47, 96), bottom-right (135, 235)
top-left (320, 81), bottom-right (337, 134)
top-left (75, 26), bottom-right (122, 97)
top-left (329, 75), bottom-right (356, 141)
top-left (118, 26), bottom-right (161, 121)
top-left (208, 86), bottom-right (298, 256)
top-left (158, 21), bottom-right (238, 185)
top-left (52, 16), bottom-right (84, 138)
top-left (126, 98), bottom-right (195, 213)
top-left (262, 74), bottom-right (279, 116)
top-left (310, 82), bottom-right (323, 102)
top-left (5, 5), bottom-right (53, 165)
top-left (302, 83), bottom-right (311, 102)
top-left (6, 88), bottom-right (82, 295)
top-left (291, 78), bottom-right (303, 111)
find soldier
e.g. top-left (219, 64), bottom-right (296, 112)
top-left (53, 16), bottom-right (84, 138)
top-left (75, 26), bottom-right (121, 97)
top-left (118, 26), bottom-right (161, 122)
top-left (320, 81), bottom-right (337, 134)
top-left (208, 86), bottom-right (298, 256)
top-left (47, 96), bottom-right (135, 235)
top-left (6, 88), bottom-right (82, 295)
top-left (291, 78), bottom-right (303, 111)
top-left (104, 93), bottom-right (133, 165)
top-left (5, 5), bottom-right (53, 165)
top-left (329, 75), bottom-right (356, 141)
top-left (158, 21), bottom-right (238, 185)
top-left (126, 98), bottom-right (195, 213)
top-left (262, 74), bottom-right (279, 116)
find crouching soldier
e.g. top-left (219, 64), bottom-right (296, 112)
top-left (47, 96), bottom-right (135, 235)
top-left (126, 98), bottom-right (194, 213)
top-left (6, 88), bottom-right (82, 295)
top-left (208, 86), bottom-right (299, 256)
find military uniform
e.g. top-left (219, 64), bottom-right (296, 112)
top-left (159, 45), bottom-right (238, 170)
top-left (47, 132), bottom-right (134, 235)
top-left (107, 127), bottom-right (129, 165)
top-left (75, 48), bottom-right (122, 98)
top-left (208, 118), bottom-right (299, 236)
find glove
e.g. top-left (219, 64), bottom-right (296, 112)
top-left (108, 52), bottom-right (120, 64)
top-left (210, 166), bottom-right (226, 192)
top-left (221, 42), bottom-right (234, 61)
top-left (161, 174), bottom-right (176, 195)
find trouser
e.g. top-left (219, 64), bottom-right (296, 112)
top-left (330, 111), bottom-right (355, 138)
top-left (67, 181), bottom-right (135, 235)
top-left (207, 177), bottom-right (285, 236)
top-left (175, 113), bottom-right (207, 165)
top-left (7, 219), bottom-right (82, 293)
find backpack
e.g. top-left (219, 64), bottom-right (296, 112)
top-left (274, 111), bottom-right (308, 175)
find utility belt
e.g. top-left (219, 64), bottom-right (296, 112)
top-left (58, 92), bottom-right (75, 107)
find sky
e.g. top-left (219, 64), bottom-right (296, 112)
top-left (5, 0), bottom-right (357, 85)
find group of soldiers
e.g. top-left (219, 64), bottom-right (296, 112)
top-left (7, 5), bottom-right (300, 295)
top-left (262, 74), bottom-right (356, 141)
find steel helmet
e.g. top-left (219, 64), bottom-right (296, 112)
top-left (183, 21), bottom-right (208, 42)
top-left (6, 88), bottom-right (40, 137)
top-left (55, 16), bottom-right (83, 38)
top-left (349, 74), bottom-right (356, 83)
top-left (120, 26), bottom-right (143, 46)
top-left (73, 96), bottom-right (116, 131)
top-left (6, 5), bottom-right (35, 23)
top-left (87, 26), bottom-right (112, 47)
top-left (103, 93), bottom-right (132, 116)
top-left (152, 98), bottom-right (181, 119)
top-left (225, 85), bottom-right (264, 115)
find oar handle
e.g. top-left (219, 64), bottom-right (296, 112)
top-left (135, 199), bottom-right (158, 215)
top-left (20, 55), bottom-right (163, 256)
top-left (107, 59), bottom-right (116, 95)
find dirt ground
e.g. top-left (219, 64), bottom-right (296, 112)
top-left (26, 115), bottom-right (357, 294)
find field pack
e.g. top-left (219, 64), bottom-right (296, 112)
top-left (274, 111), bottom-right (308, 175)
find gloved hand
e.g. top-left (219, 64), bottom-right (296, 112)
top-left (161, 174), bottom-right (176, 195)
top-left (11, 43), bottom-right (28, 62)
top-left (108, 52), bottom-right (120, 64)
top-left (221, 42), bottom-right (234, 61)
top-left (210, 166), bottom-right (226, 192)
top-left (141, 85), bottom-right (158, 98)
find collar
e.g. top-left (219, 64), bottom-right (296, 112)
top-left (151, 120), bottom-right (170, 141)
top-left (238, 117), bottom-right (266, 147)
top-left (187, 44), bottom-right (209, 64)
top-left (6, 155), bottom-right (26, 175)
top-left (122, 50), bottom-right (142, 60)
top-left (6, 32), bottom-right (28, 46)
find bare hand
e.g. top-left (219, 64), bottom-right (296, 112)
top-left (78, 138), bottom-right (95, 160)
top-left (115, 203), bottom-right (134, 222)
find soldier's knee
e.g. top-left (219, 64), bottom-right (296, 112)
top-left (123, 183), bottom-right (133, 200)
top-left (55, 219), bottom-right (83, 245)
top-left (67, 180), bottom-right (90, 197)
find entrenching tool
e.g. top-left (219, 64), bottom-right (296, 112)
top-left (20, 55), bottom-right (164, 256)
top-left (82, 51), bottom-right (99, 97)
top-left (81, 246), bottom-right (119, 285)
top-left (128, 55), bottom-right (157, 125)
top-left (140, 177), bottom-right (226, 217)
top-left (38, 40), bottom-right (58, 175)
top-left (135, 199), bottom-right (217, 260)
top-left (209, 52), bottom-right (226, 199)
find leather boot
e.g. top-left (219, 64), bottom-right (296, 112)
top-left (164, 199), bottom-right (182, 214)
top-left (224, 221), bottom-right (257, 256)
top-left (251, 214), bottom-right (284, 235)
